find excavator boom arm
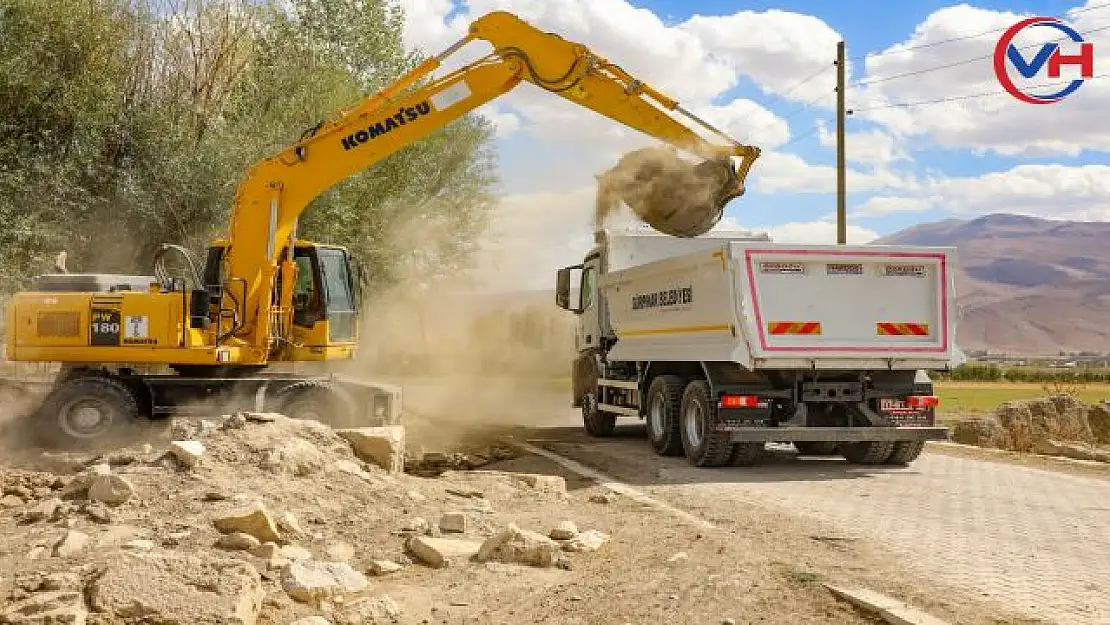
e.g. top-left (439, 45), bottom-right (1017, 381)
top-left (220, 10), bottom-right (760, 351)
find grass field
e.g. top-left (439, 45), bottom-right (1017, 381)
top-left (935, 381), bottom-right (1110, 414)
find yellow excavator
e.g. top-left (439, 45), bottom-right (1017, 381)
top-left (2, 11), bottom-right (760, 446)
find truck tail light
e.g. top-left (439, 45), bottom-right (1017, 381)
top-left (720, 394), bottom-right (760, 408)
top-left (905, 395), bottom-right (939, 409)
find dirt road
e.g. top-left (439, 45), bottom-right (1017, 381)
top-left (399, 377), bottom-right (1110, 625)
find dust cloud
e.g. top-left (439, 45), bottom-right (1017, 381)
top-left (594, 146), bottom-right (744, 237)
top-left (341, 202), bottom-right (580, 454)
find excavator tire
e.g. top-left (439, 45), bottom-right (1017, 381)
top-left (276, 380), bottom-right (358, 429)
top-left (34, 373), bottom-right (146, 450)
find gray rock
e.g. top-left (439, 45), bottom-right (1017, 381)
top-left (216, 532), bottom-right (263, 552)
top-left (213, 502), bottom-right (281, 544)
top-left (332, 596), bottom-right (401, 625)
top-left (439, 512), bottom-right (468, 533)
top-left (563, 529), bottom-right (610, 553)
top-left (168, 440), bottom-right (206, 469)
top-left (88, 474), bottom-right (134, 506)
top-left (336, 426), bottom-right (405, 473)
top-left (369, 560), bottom-right (403, 575)
top-left (406, 536), bottom-right (482, 568)
top-left (53, 530), bottom-right (89, 558)
top-left (476, 524), bottom-right (562, 567)
top-left (261, 439), bottom-right (324, 477)
top-left (88, 551), bottom-right (264, 624)
top-left (0, 590), bottom-right (87, 625)
top-left (549, 520), bottom-right (579, 540)
top-left (281, 560), bottom-right (369, 604)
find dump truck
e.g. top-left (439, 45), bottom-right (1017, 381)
top-left (555, 229), bottom-right (964, 467)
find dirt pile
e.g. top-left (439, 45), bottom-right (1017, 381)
top-left (0, 413), bottom-right (614, 624)
top-left (951, 394), bottom-right (1110, 461)
top-left (594, 146), bottom-right (743, 237)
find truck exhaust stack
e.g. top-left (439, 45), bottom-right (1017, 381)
top-left (595, 146), bottom-right (745, 238)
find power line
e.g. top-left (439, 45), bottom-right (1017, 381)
top-left (770, 63), bottom-right (835, 104)
top-left (854, 21), bottom-right (1110, 88)
top-left (848, 72), bottom-right (1109, 112)
top-left (778, 123), bottom-right (823, 149)
top-left (742, 89), bottom-right (835, 142)
top-left (849, 1), bottom-right (1110, 62)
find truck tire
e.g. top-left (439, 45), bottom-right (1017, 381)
top-left (581, 389), bottom-right (617, 437)
top-left (645, 375), bottom-right (684, 456)
top-left (840, 441), bottom-right (895, 465)
top-left (679, 379), bottom-right (735, 467)
top-left (35, 374), bottom-right (141, 449)
top-left (794, 441), bottom-right (839, 456)
top-left (277, 381), bottom-right (357, 429)
top-left (884, 440), bottom-right (925, 466)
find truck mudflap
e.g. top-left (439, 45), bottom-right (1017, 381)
top-left (725, 426), bottom-right (949, 443)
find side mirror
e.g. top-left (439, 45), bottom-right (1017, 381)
top-left (555, 265), bottom-right (583, 313)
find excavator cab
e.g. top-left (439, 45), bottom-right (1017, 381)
top-left (200, 242), bottom-right (360, 360)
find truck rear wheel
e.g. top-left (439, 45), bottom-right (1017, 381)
top-left (35, 375), bottom-right (141, 449)
top-left (794, 441), bottom-right (839, 456)
top-left (840, 441), bottom-right (895, 465)
top-left (679, 379), bottom-right (735, 467)
top-left (646, 375), bottom-right (684, 456)
top-left (884, 440), bottom-right (926, 466)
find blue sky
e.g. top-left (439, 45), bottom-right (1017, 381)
top-left (475, 0), bottom-right (1108, 240)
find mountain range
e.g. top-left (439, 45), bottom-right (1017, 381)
top-left (874, 214), bottom-right (1110, 356)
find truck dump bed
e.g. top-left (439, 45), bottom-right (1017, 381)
top-left (601, 240), bottom-right (964, 371)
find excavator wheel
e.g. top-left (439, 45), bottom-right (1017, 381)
top-left (33, 373), bottom-right (152, 450)
top-left (276, 381), bottom-right (358, 429)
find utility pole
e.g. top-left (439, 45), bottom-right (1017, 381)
top-left (835, 40), bottom-right (847, 245)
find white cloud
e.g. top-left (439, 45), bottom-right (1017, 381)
top-left (852, 1), bottom-right (1110, 156)
top-left (853, 196), bottom-right (934, 217)
top-left (752, 151), bottom-right (919, 195)
top-left (756, 220), bottom-right (878, 244)
top-left (927, 164), bottom-right (1110, 219)
top-left (816, 124), bottom-right (911, 166)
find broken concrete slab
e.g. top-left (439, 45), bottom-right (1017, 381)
top-left (476, 524), bottom-right (562, 568)
top-left (213, 502), bottom-right (282, 544)
top-left (824, 584), bottom-right (952, 625)
top-left (336, 426), bottom-right (405, 473)
top-left (53, 530), bottom-right (89, 558)
top-left (0, 590), bottom-right (87, 625)
top-left (87, 474), bottom-right (134, 506)
top-left (280, 560), bottom-right (369, 604)
top-left (439, 512), bottom-right (468, 534)
top-left (88, 551), bottom-right (264, 625)
top-left (406, 535), bottom-right (482, 569)
top-left (563, 529), bottom-right (610, 553)
top-left (549, 520), bottom-right (579, 540)
top-left (168, 440), bottom-right (206, 469)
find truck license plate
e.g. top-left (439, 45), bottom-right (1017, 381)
top-left (879, 398), bottom-right (920, 416)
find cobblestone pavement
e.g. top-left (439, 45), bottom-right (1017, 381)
top-left (397, 381), bottom-right (1110, 624)
top-left (648, 447), bottom-right (1110, 625)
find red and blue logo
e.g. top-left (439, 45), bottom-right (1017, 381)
top-left (993, 16), bottom-right (1094, 104)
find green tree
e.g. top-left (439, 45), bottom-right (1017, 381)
top-left (0, 0), bottom-right (496, 296)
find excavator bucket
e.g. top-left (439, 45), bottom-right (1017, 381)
top-left (596, 146), bottom-right (745, 238)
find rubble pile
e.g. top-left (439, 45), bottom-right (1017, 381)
top-left (952, 395), bottom-right (1110, 462)
top-left (0, 412), bottom-right (612, 624)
